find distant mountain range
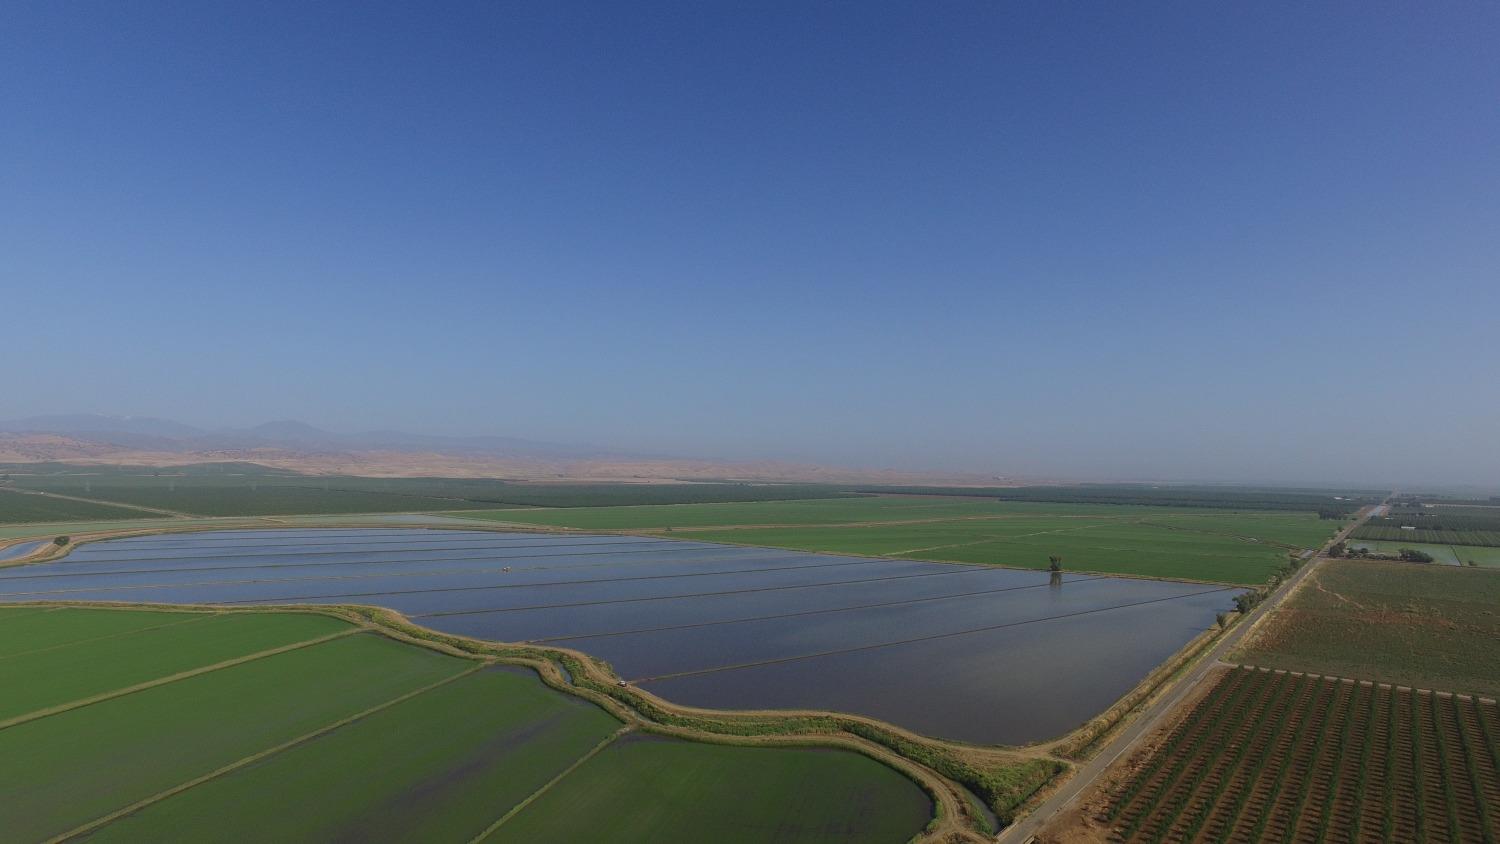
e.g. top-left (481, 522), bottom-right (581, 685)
top-left (0, 414), bottom-right (999, 484)
top-left (0, 414), bottom-right (609, 459)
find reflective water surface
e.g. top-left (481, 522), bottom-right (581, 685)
top-left (0, 528), bottom-right (1231, 744)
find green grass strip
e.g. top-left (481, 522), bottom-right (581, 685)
top-left (53, 664), bottom-right (488, 843)
top-left (479, 735), bottom-right (938, 844)
top-left (0, 612), bottom-right (210, 662)
top-left (84, 667), bottom-right (624, 843)
top-left (0, 626), bottom-right (357, 731)
top-left (0, 612), bottom-right (350, 722)
top-left (0, 606), bottom-right (64, 624)
top-left (0, 608), bottom-right (204, 658)
top-left (1, 632), bottom-right (470, 842)
top-left (467, 726), bottom-right (632, 842)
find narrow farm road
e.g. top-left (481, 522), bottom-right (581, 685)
top-left (0, 486), bottom-right (193, 518)
top-left (997, 496), bottom-right (1389, 843)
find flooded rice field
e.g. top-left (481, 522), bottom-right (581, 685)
top-left (0, 528), bottom-right (1232, 744)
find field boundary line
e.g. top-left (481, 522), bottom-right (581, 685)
top-left (0, 627), bottom-right (359, 731)
top-left (0, 486), bottom-right (193, 518)
top-left (48, 662), bottom-right (489, 844)
top-left (0, 605), bottom-right (67, 623)
top-left (0, 612), bottom-right (213, 662)
top-left (468, 724), bottom-right (633, 842)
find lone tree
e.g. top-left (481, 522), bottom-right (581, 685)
top-left (1216, 612), bottom-right (1229, 630)
top-left (1048, 555), bottom-right (1063, 573)
top-left (53, 536), bottom-right (70, 547)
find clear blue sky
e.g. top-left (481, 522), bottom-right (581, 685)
top-left (3, 2), bottom-right (1497, 485)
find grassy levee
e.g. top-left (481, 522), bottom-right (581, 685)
top-left (86, 667), bottom-right (623, 843)
top-left (336, 603), bottom-right (1063, 836)
top-left (486, 734), bottom-right (935, 843)
top-left (0, 609), bottom-right (350, 720)
top-left (0, 632), bottom-right (468, 842)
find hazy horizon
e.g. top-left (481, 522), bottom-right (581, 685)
top-left (4, 4), bottom-right (1497, 487)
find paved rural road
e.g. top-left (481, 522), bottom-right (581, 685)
top-left (996, 500), bottom-right (1386, 843)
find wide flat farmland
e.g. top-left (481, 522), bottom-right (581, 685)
top-left (488, 734), bottom-right (935, 843)
top-left (1350, 539), bottom-right (1500, 567)
top-left (0, 607), bottom-right (931, 843)
top-left (1233, 559), bottom-right (1500, 698)
top-left (1092, 666), bottom-right (1500, 844)
top-left (454, 496), bottom-right (1341, 584)
top-left (0, 528), bottom-right (1233, 744)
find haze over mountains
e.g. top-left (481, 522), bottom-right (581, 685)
top-left (0, 414), bottom-right (601, 458)
top-left (0, 414), bottom-right (999, 485)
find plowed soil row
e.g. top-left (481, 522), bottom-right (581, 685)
top-left (1101, 666), bottom-right (1500, 843)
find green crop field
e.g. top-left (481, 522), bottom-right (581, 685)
top-left (488, 736), bottom-right (934, 844)
top-left (0, 607), bottom-right (211, 658)
top-left (863, 483), bottom-right (1382, 514)
top-left (1354, 525), bottom-right (1500, 546)
top-left (1349, 540), bottom-right (1500, 567)
top-left (0, 607), bottom-right (936, 843)
top-left (1, 463), bottom-right (856, 515)
top-left (0, 489), bottom-right (168, 524)
top-left (0, 610), bottom-right (350, 720)
top-left (3, 478), bottom-right (499, 517)
top-left (1352, 502), bottom-right (1500, 547)
top-left (458, 497), bottom-right (1341, 584)
top-left (1, 630), bottom-right (467, 841)
top-left (1233, 559), bottom-right (1500, 697)
top-left (89, 668), bottom-right (622, 843)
